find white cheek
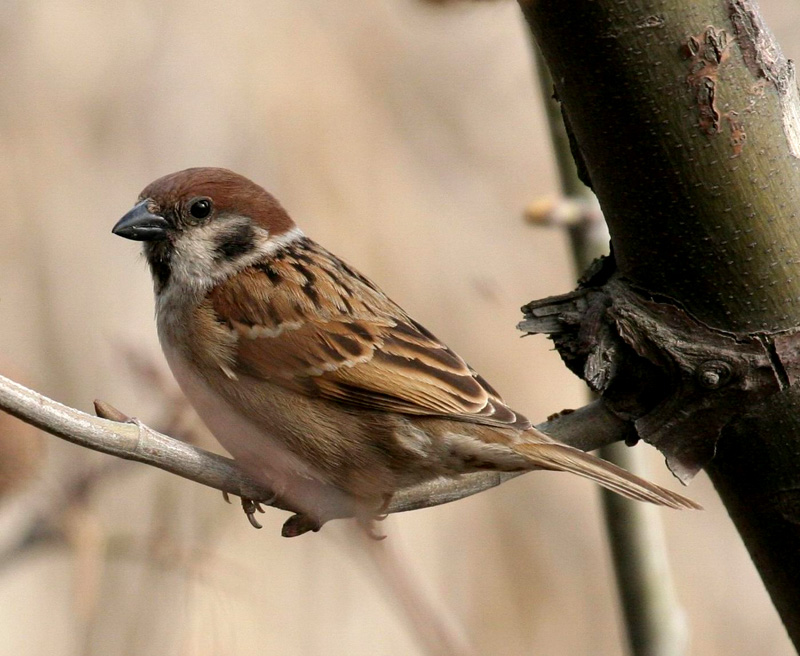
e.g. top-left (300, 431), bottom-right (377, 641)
top-left (168, 223), bottom-right (237, 291)
top-left (164, 223), bottom-right (306, 298)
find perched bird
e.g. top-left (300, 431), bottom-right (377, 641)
top-left (113, 167), bottom-right (698, 535)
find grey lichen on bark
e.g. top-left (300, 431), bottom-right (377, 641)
top-left (520, 0), bottom-right (800, 645)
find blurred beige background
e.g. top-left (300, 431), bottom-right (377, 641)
top-left (0, 1), bottom-right (797, 654)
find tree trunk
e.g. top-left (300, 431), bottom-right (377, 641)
top-left (519, 0), bottom-right (800, 645)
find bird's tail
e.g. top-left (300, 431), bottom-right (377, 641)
top-left (512, 440), bottom-right (701, 510)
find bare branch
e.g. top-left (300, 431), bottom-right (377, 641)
top-left (0, 372), bottom-right (629, 528)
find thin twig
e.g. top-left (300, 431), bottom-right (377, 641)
top-left (0, 372), bottom-right (626, 528)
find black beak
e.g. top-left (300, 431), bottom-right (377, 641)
top-left (112, 200), bottom-right (170, 241)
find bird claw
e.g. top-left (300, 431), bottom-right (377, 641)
top-left (364, 523), bottom-right (387, 541)
top-left (373, 493), bottom-right (393, 522)
top-left (241, 497), bottom-right (265, 529)
top-left (357, 498), bottom-right (392, 540)
top-left (223, 490), bottom-right (280, 529)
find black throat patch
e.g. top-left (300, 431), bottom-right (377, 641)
top-left (144, 241), bottom-right (173, 293)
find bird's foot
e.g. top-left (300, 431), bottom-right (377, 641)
top-left (222, 490), bottom-right (279, 529)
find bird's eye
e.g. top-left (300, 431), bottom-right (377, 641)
top-left (189, 198), bottom-right (212, 220)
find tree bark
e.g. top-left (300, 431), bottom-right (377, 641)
top-left (520, 0), bottom-right (800, 645)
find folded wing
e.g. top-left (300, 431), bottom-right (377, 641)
top-left (206, 239), bottom-right (531, 431)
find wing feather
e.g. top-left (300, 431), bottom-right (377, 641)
top-left (207, 237), bottom-right (530, 430)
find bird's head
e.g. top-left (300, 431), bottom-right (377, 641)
top-left (113, 167), bottom-right (300, 294)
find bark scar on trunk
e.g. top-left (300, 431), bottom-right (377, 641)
top-left (728, 0), bottom-right (800, 157)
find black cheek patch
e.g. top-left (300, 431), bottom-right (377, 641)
top-left (213, 224), bottom-right (256, 260)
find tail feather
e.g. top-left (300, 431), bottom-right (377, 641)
top-left (512, 441), bottom-right (701, 510)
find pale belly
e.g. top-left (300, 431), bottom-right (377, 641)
top-left (158, 341), bottom-right (350, 515)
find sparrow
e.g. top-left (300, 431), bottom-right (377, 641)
top-left (112, 167), bottom-right (698, 536)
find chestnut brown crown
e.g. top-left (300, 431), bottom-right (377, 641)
top-left (138, 167), bottom-right (295, 236)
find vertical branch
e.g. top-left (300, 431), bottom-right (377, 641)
top-left (532, 47), bottom-right (688, 656)
top-left (600, 443), bottom-right (688, 656)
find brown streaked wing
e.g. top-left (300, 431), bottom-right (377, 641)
top-left (207, 250), bottom-right (531, 430)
